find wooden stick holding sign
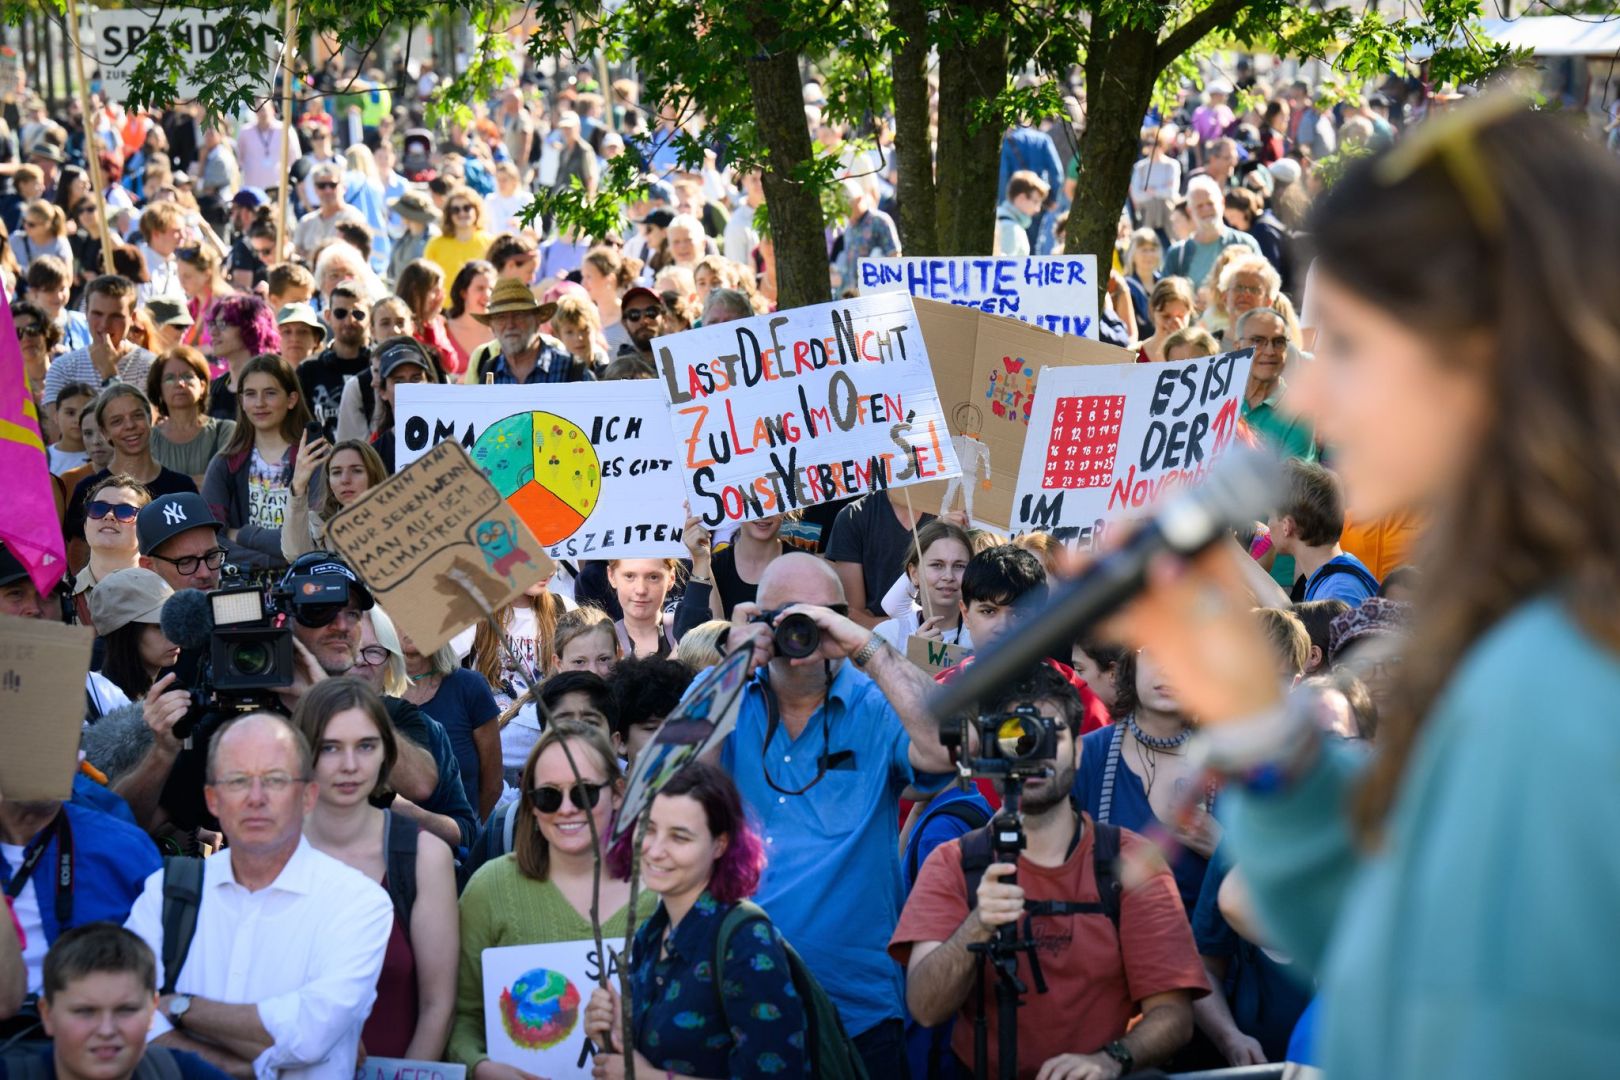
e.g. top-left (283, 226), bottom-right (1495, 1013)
top-left (901, 486), bottom-right (933, 624)
top-left (275, 0), bottom-right (299, 264)
top-left (63, 0), bottom-right (114, 275)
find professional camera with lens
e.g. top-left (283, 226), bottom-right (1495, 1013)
top-left (206, 571), bottom-right (354, 694)
top-left (939, 703), bottom-right (1059, 780)
top-left (750, 606), bottom-right (822, 660)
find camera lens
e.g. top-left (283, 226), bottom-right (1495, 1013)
top-left (995, 716), bottom-right (1044, 760)
top-left (228, 640), bottom-right (276, 677)
top-left (773, 612), bottom-right (821, 660)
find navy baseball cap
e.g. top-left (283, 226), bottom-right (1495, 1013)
top-left (137, 493), bottom-right (224, 556)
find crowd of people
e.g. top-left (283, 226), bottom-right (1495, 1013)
top-left (2, 43), bottom-right (1617, 1080)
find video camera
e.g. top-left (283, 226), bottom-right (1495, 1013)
top-left (939, 703), bottom-right (1059, 782)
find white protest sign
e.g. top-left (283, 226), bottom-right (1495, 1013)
top-left (1011, 351), bottom-right (1252, 546)
top-left (857, 255), bottom-right (1100, 339)
top-left (655, 291), bottom-right (961, 528)
top-left (87, 9), bottom-right (273, 102)
top-left (355, 1060), bottom-right (465, 1080)
top-left (483, 940), bottom-right (619, 1079)
top-left (395, 383), bottom-right (687, 561)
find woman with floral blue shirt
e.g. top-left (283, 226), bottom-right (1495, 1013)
top-left (587, 763), bottom-right (809, 1079)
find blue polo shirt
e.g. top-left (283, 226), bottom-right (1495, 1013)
top-left (720, 660), bottom-right (933, 1037)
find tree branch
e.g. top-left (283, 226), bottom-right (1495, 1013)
top-left (1155, 0), bottom-right (1253, 68)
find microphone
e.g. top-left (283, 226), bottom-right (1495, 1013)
top-left (929, 447), bottom-right (1283, 720)
top-left (160, 589), bottom-right (216, 652)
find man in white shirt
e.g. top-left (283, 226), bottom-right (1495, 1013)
top-left (124, 712), bottom-right (392, 1080)
top-left (135, 201), bottom-right (187, 303)
top-left (292, 164), bottom-right (365, 262)
top-left (237, 104), bottom-right (299, 194)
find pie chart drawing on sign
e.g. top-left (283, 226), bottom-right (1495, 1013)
top-left (470, 412), bottom-right (601, 545)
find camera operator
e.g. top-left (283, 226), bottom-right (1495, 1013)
top-left (721, 552), bottom-right (954, 1076)
top-left (891, 665), bottom-right (1207, 1080)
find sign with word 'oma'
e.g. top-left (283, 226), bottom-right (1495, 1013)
top-left (1012, 351), bottom-right (1252, 547)
top-left (858, 255), bottom-right (1100, 340)
top-left (656, 291), bottom-right (961, 527)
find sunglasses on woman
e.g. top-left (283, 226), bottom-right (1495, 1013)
top-left (87, 500), bottom-right (140, 523)
top-left (525, 782), bottom-right (604, 814)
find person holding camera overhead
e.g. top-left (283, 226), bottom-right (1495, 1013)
top-left (721, 552), bottom-right (955, 1077)
top-left (891, 665), bottom-right (1208, 1080)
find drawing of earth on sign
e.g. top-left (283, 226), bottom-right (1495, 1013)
top-left (471, 413), bottom-right (601, 545)
top-left (498, 967), bottom-right (581, 1049)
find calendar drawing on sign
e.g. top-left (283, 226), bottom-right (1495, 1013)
top-left (1042, 394), bottom-right (1124, 489)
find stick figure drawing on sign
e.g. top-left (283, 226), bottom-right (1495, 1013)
top-left (942, 403), bottom-right (991, 520)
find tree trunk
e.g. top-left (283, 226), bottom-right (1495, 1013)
top-left (1065, 23), bottom-right (1160, 304)
top-left (744, 5), bottom-right (830, 311)
top-left (889, 0), bottom-right (937, 254)
top-left (932, 0), bottom-right (1010, 256)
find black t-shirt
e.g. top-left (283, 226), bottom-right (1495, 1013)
top-left (710, 544), bottom-right (756, 618)
top-left (207, 373), bottom-right (236, 423)
top-left (67, 467), bottom-right (198, 542)
top-left (227, 236), bottom-right (265, 283)
top-left (297, 346), bottom-right (372, 440)
top-left (824, 492), bottom-right (934, 617)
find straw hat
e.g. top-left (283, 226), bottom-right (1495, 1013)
top-left (474, 278), bottom-right (558, 325)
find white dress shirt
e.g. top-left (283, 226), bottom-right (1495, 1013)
top-left (125, 838), bottom-right (392, 1080)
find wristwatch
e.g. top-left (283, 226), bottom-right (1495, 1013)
top-left (852, 633), bottom-right (883, 668)
top-left (1103, 1040), bottom-right (1134, 1075)
top-left (168, 995), bottom-right (193, 1029)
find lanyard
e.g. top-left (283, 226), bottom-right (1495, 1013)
top-left (759, 667), bottom-right (856, 796)
top-left (2, 811), bottom-right (73, 926)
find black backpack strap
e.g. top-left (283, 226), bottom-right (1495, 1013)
top-left (133, 1046), bottom-right (184, 1080)
top-left (158, 856), bottom-right (204, 996)
top-left (384, 810), bottom-right (420, 929)
top-left (906, 798), bottom-right (992, 886)
top-left (1092, 821), bottom-right (1123, 929)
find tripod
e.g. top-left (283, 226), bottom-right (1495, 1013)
top-left (966, 780), bottom-right (1048, 1080)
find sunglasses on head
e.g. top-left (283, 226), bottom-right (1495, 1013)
top-left (329, 307), bottom-right (366, 321)
top-left (87, 500), bottom-right (140, 523)
top-left (17, 324), bottom-right (44, 338)
top-left (622, 306), bottom-right (660, 322)
top-left (526, 782), bottom-right (604, 814)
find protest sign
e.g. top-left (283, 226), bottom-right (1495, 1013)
top-left (0, 614), bottom-right (94, 800)
top-left (655, 292), bottom-right (960, 528)
top-left (903, 299), bottom-right (1134, 529)
top-left (395, 383), bottom-right (687, 561)
top-left (88, 9), bottom-right (273, 101)
top-left (858, 255), bottom-right (1100, 340)
top-left (612, 645), bottom-right (753, 841)
top-left (905, 635), bottom-right (971, 677)
top-left (484, 939), bottom-right (620, 1079)
top-left (1011, 350), bottom-right (1252, 546)
top-left (325, 441), bottom-right (551, 654)
top-left (356, 1060), bottom-right (465, 1080)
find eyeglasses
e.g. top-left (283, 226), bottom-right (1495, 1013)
top-left (210, 772), bottom-right (304, 796)
top-left (329, 307), bottom-right (366, 321)
top-left (1229, 283), bottom-right (1267, 297)
top-left (622, 306), bottom-right (660, 323)
top-left (450, 204), bottom-right (476, 216)
top-left (1242, 335), bottom-right (1291, 352)
top-left (149, 548), bottom-right (227, 574)
top-left (356, 645), bottom-right (391, 666)
top-left (525, 782), bottom-right (604, 814)
top-left (87, 500), bottom-right (140, 523)
top-left (162, 371), bottom-right (203, 384)
top-left (16, 324), bottom-right (44, 338)
top-left (315, 180), bottom-right (339, 190)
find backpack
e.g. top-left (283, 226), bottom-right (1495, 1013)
top-left (383, 810), bottom-right (420, 928)
top-left (2, 1045), bottom-right (183, 1080)
top-left (1292, 558), bottom-right (1381, 604)
top-left (904, 797), bottom-right (993, 891)
top-left (958, 816), bottom-right (1124, 930)
top-left (711, 901), bottom-right (869, 1080)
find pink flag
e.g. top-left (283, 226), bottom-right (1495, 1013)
top-left (0, 280), bottom-right (67, 596)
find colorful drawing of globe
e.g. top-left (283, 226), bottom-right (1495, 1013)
top-left (471, 412), bottom-right (601, 545)
top-left (498, 967), bottom-right (581, 1050)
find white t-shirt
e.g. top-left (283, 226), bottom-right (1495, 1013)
top-left (0, 840), bottom-right (46, 991)
top-left (485, 191), bottom-right (530, 235)
top-left (48, 444), bottom-right (90, 476)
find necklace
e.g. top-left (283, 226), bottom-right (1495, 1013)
top-left (1127, 713), bottom-right (1191, 751)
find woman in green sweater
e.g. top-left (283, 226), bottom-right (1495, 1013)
top-left (1115, 102), bottom-right (1620, 1077)
top-left (448, 722), bottom-right (653, 1079)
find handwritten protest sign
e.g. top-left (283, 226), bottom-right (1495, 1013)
top-left (356, 1060), bottom-right (465, 1080)
top-left (1012, 351), bottom-right (1252, 546)
top-left (325, 441), bottom-right (551, 654)
top-left (0, 615), bottom-right (94, 800)
top-left (905, 635), bottom-right (971, 677)
top-left (613, 645), bottom-right (753, 841)
top-left (656, 292), bottom-right (960, 527)
top-left (858, 255), bottom-right (1100, 339)
top-left (484, 940), bottom-right (619, 1079)
top-left (903, 299), bottom-right (1133, 529)
top-left (395, 383), bottom-right (687, 560)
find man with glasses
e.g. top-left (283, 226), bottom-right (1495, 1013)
top-left (137, 494), bottom-right (228, 593)
top-left (470, 278), bottom-right (589, 384)
top-left (295, 282), bottom-right (371, 439)
top-left (1235, 306), bottom-right (1317, 464)
top-left (291, 164), bottom-right (363, 263)
top-left (614, 284), bottom-right (663, 369)
top-left (123, 711), bottom-right (392, 1080)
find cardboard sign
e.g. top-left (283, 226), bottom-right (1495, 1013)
top-left (356, 1060), bottom-right (465, 1080)
top-left (325, 441), bottom-right (551, 654)
top-left (905, 635), bottom-right (971, 677)
top-left (613, 645), bottom-right (754, 841)
top-left (483, 940), bottom-right (620, 1078)
top-left (858, 255), bottom-right (1100, 339)
top-left (1012, 350), bottom-right (1253, 546)
top-left (903, 299), bottom-right (1134, 529)
top-left (0, 615), bottom-right (94, 800)
top-left (88, 9), bottom-right (273, 102)
top-left (395, 383), bottom-right (687, 561)
top-left (655, 292), bottom-right (961, 527)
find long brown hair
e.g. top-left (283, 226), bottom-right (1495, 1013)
top-left (222, 353), bottom-right (314, 456)
top-left (513, 722), bottom-right (623, 881)
top-left (1313, 107), bottom-right (1620, 842)
top-left (475, 593), bottom-right (565, 693)
top-left (291, 676), bottom-right (400, 802)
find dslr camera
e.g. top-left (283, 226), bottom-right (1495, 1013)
top-left (939, 703), bottom-right (1059, 780)
top-left (749, 606), bottom-right (823, 660)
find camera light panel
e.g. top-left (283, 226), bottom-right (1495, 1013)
top-left (211, 588), bottom-right (267, 626)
